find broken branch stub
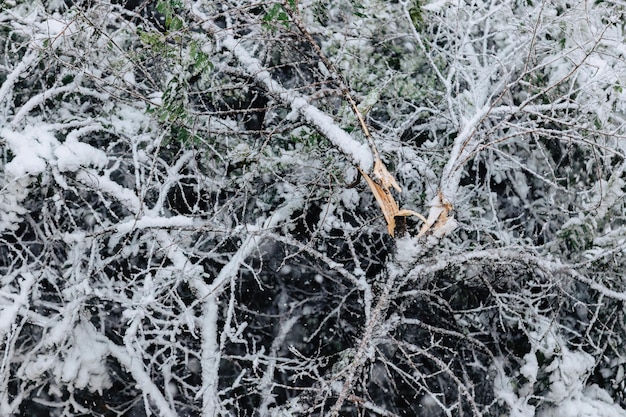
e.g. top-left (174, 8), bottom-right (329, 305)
top-left (358, 162), bottom-right (428, 237)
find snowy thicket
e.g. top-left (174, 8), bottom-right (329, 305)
top-left (1, 0), bottom-right (626, 416)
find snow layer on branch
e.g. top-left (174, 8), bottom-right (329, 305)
top-left (55, 141), bottom-right (108, 172)
top-left (2, 125), bottom-right (107, 178)
top-left (77, 170), bottom-right (141, 213)
top-left (115, 215), bottom-right (195, 234)
top-left (210, 25), bottom-right (374, 172)
top-left (108, 103), bottom-right (151, 136)
top-left (0, 124), bottom-right (108, 231)
top-left (538, 384), bottom-right (626, 417)
top-left (0, 273), bottom-right (35, 339)
top-left (495, 314), bottom-right (626, 417)
top-left (1, 126), bottom-right (54, 179)
top-left (59, 320), bottom-right (112, 393)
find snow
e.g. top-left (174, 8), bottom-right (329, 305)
top-left (519, 352), bottom-right (538, 384)
top-left (394, 235), bottom-right (426, 268)
top-left (211, 22), bottom-right (374, 173)
top-left (537, 384), bottom-right (626, 417)
top-left (2, 123), bottom-right (108, 177)
top-left (9, 288), bottom-right (110, 393)
top-left (77, 170), bottom-right (141, 213)
top-left (0, 51), bottom-right (39, 108)
top-left (439, 105), bottom-right (490, 203)
top-left (147, 91), bottom-right (163, 106)
top-left (55, 141), bottom-right (108, 172)
top-left (115, 215), bottom-right (195, 234)
top-left (45, 309), bottom-right (77, 347)
top-left (0, 123), bottom-right (115, 232)
top-left (1, 126), bottom-right (54, 179)
top-left (105, 336), bottom-right (178, 417)
top-left (2, 0), bottom-right (626, 415)
top-left (544, 348), bottom-right (595, 403)
top-left (0, 273), bottom-right (35, 339)
top-left (422, 0), bottom-right (450, 12)
top-left (40, 16), bottom-right (78, 38)
top-left (290, 96), bottom-right (373, 171)
top-left (108, 104), bottom-right (150, 136)
top-left (12, 82), bottom-right (75, 126)
top-left (493, 316), bottom-right (626, 417)
top-left (21, 354), bottom-right (55, 381)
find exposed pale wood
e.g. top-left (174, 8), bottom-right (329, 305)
top-left (358, 164), bottom-right (428, 237)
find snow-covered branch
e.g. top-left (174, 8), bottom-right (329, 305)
top-left (200, 18), bottom-right (374, 173)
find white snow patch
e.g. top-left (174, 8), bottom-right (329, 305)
top-left (123, 70), bottom-right (136, 85)
top-left (0, 273), bottom-right (36, 338)
top-left (394, 236), bottom-right (425, 267)
top-left (148, 91), bottom-right (163, 106)
top-left (108, 104), bottom-right (149, 136)
top-left (77, 170), bottom-right (141, 213)
top-left (55, 141), bottom-right (108, 172)
top-left (2, 124), bottom-right (109, 179)
top-left (59, 320), bottom-right (112, 393)
top-left (537, 384), bottom-right (626, 417)
top-left (21, 354), bottom-right (55, 381)
top-left (493, 359), bottom-right (537, 417)
top-left (340, 188), bottom-right (359, 208)
top-left (41, 17), bottom-right (77, 37)
top-left (422, 0), bottom-right (450, 11)
top-left (545, 348), bottom-right (595, 403)
top-left (519, 352), bottom-right (538, 384)
top-left (115, 215), bottom-right (194, 234)
top-left (2, 126), bottom-right (55, 179)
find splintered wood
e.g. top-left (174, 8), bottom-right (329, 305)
top-left (417, 190), bottom-right (455, 238)
top-left (359, 160), bottom-right (454, 238)
top-left (358, 160), bottom-right (425, 237)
